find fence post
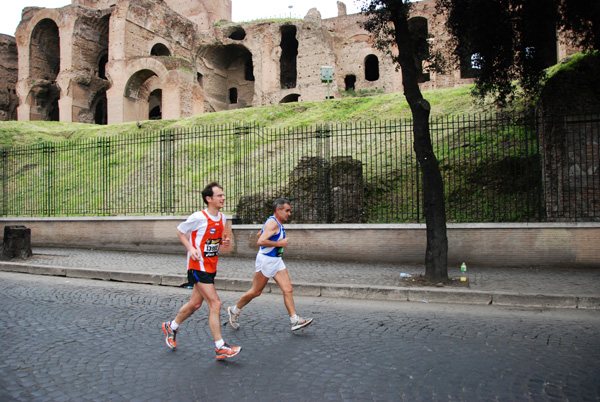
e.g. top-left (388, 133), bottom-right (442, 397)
top-left (416, 160), bottom-right (421, 223)
top-left (1, 150), bottom-right (6, 216)
top-left (42, 143), bottom-right (56, 216)
top-left (96, 139), bottom-right (111, 216)
top-left (160, 131), bottom-right (176, 215)
top-left (315, 124), bottom-right (332, 222)
top-left (234, 124), bottom-right (251, 211)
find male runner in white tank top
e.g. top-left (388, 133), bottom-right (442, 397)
top-left (227, 198), bottom-right (313, 331)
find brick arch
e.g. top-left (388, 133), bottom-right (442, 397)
top-left (280, 94), bottom-right (300, 103)
top-left (29, 19), bottom-right (60, 82)
top-left (119, 58), bottom-right (170, 122)
top-left (150, 42), bottom-right (171, 57)
top-left (125, 69), bottom-right (159, 99)
top-left (24, 18), bottom-right (61, 121)
top-left (364, 54), bottom-right (379, 81)
top-left (122, 58), bottom-right (169, 98)
top-left (17, 8), bottom-right (61, 45)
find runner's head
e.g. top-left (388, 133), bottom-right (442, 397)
top-left (202, 182), bottom-right (225, 206)
top-left (273, 198), bottom-right (292, 222)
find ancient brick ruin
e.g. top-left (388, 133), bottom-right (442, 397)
top-left (0, 0), bottom-right (576, 125)
top-left (0, 35), bottom-right (18, 121)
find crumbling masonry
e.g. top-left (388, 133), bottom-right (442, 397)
top-left (0, 0), bottom-right (577, 124)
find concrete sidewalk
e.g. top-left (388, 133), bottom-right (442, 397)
top-left (1, 247), bottom-right (599, 309)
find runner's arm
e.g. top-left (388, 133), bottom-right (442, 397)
top-left (177, 230), bottom-right (200, 260)
top-left (257, 219), bottom-right (288, 248)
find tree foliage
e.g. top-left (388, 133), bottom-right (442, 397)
top-left (559, 0), bottom-right (600, 51)
top-left (361, 1), bottom-right (446, 78)
top-left (436, 0), bottom-right (600, 105)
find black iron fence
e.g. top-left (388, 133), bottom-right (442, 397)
top-left (1, 113), bottom-right (598, 222)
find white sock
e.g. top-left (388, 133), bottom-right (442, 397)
top-left (215, 339), bottom-right (225, 349)
top-left (170, 320), bottom-right (179, 331)
top-left (232, 306), bottom-right (241, 314)
top-left (290, 314), bottom-right (298, 323)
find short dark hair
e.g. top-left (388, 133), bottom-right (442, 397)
top-left (202, 182), bottom-right (222, 204)
top-left (273, 198), bottom-right (290, 211)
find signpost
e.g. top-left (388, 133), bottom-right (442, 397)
top-left (321, 66), bottom-right (333, 99)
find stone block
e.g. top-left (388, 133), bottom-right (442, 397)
top-left (408, 289), bottom-right (492, 305)
top-left (492, 293), bottom-right (578, 309)
top-left (321, 285), bottom-right (409, 301)
top-left (0, 262), bottom-right (65, 277)
top-left (66, 269), bottom-right (112, 281)
top-left (2, 226), bottom-right (33, 260)
top-left (109, 271), bottom-right (161, 285)
top-left (215, 278), bottom-right (253, 292)
top-left (291, 282), bottom-right (322, 297)
top-left (577, 296), bottom-right (600, 310)
top-left (161, 274), bottom-right (187, 287)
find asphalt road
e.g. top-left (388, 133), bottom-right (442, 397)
top-left (1, 271), bottom-right (599, 401)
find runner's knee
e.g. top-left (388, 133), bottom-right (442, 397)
top-left (209, 299), bottom-right (222, 312)
top-left (249, 288), bottom-right (263, 298)
top-left (280, 284), bottom-right (293, 295)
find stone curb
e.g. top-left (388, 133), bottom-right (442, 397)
top-left (1, 262), bottom-right (598, 310)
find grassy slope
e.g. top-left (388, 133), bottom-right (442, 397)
top-left (4, 50), bottom-right (589, 148)
top-left (0, 83), bottom-right (541, 221)
top-left (0, 84), bottom-right (503, 148)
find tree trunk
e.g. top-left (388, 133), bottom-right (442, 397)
top-left (393, 12), bottom-right (449, 282)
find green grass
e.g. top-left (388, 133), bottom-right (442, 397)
top-left (3, 53), bottom-right (592, 221)
top-left (0, 84), bottom-right (509, 148)
top-left (1, 84), bottom-right (542, 221)
top-left (545, 51), bottom-right (597, 79)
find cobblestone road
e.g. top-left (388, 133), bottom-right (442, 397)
top-left (1, 272), bottom-right (599, 401)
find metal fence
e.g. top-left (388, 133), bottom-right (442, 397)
top-left (540, 115), bottom-right (600, 221)
top-left (1, 113), bottom-right (598, 222)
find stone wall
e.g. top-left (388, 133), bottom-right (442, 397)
top-left (0, 35), bottom-right (18, 121)
top-left (537, 53), bottom-right (600, 221)
top-left (1, 218), bottom-right (598, 267)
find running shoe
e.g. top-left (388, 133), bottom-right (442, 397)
top-left (215, 343), bottom-right (241, 360)
top-left (161, 322), bottom-right (177, 350)
top-left (227, 306), bottom-right (241, 329)
top-left (291, 316), bottom-right (313, 331)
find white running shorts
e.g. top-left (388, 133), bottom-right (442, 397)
top-left (255, 253), bottom-right (286, 278)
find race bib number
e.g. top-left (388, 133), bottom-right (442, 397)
top-left (204, 238), bottom-right (221, 257)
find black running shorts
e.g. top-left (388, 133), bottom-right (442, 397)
top-left (187, 269), bottom-right (216, 285)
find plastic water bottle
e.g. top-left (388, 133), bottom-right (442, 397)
top-left (460, 262), bottom-right (467, 281)
top-left (400, 273), bottom-right (412, 278)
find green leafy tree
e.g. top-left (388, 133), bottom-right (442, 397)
top-left (359, 0), bottom-right (449, 283)
top-left (436, 0), bottom-right (600, 105)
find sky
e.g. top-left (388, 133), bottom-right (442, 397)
top-left (0, 0), bottom-right (364, 36)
